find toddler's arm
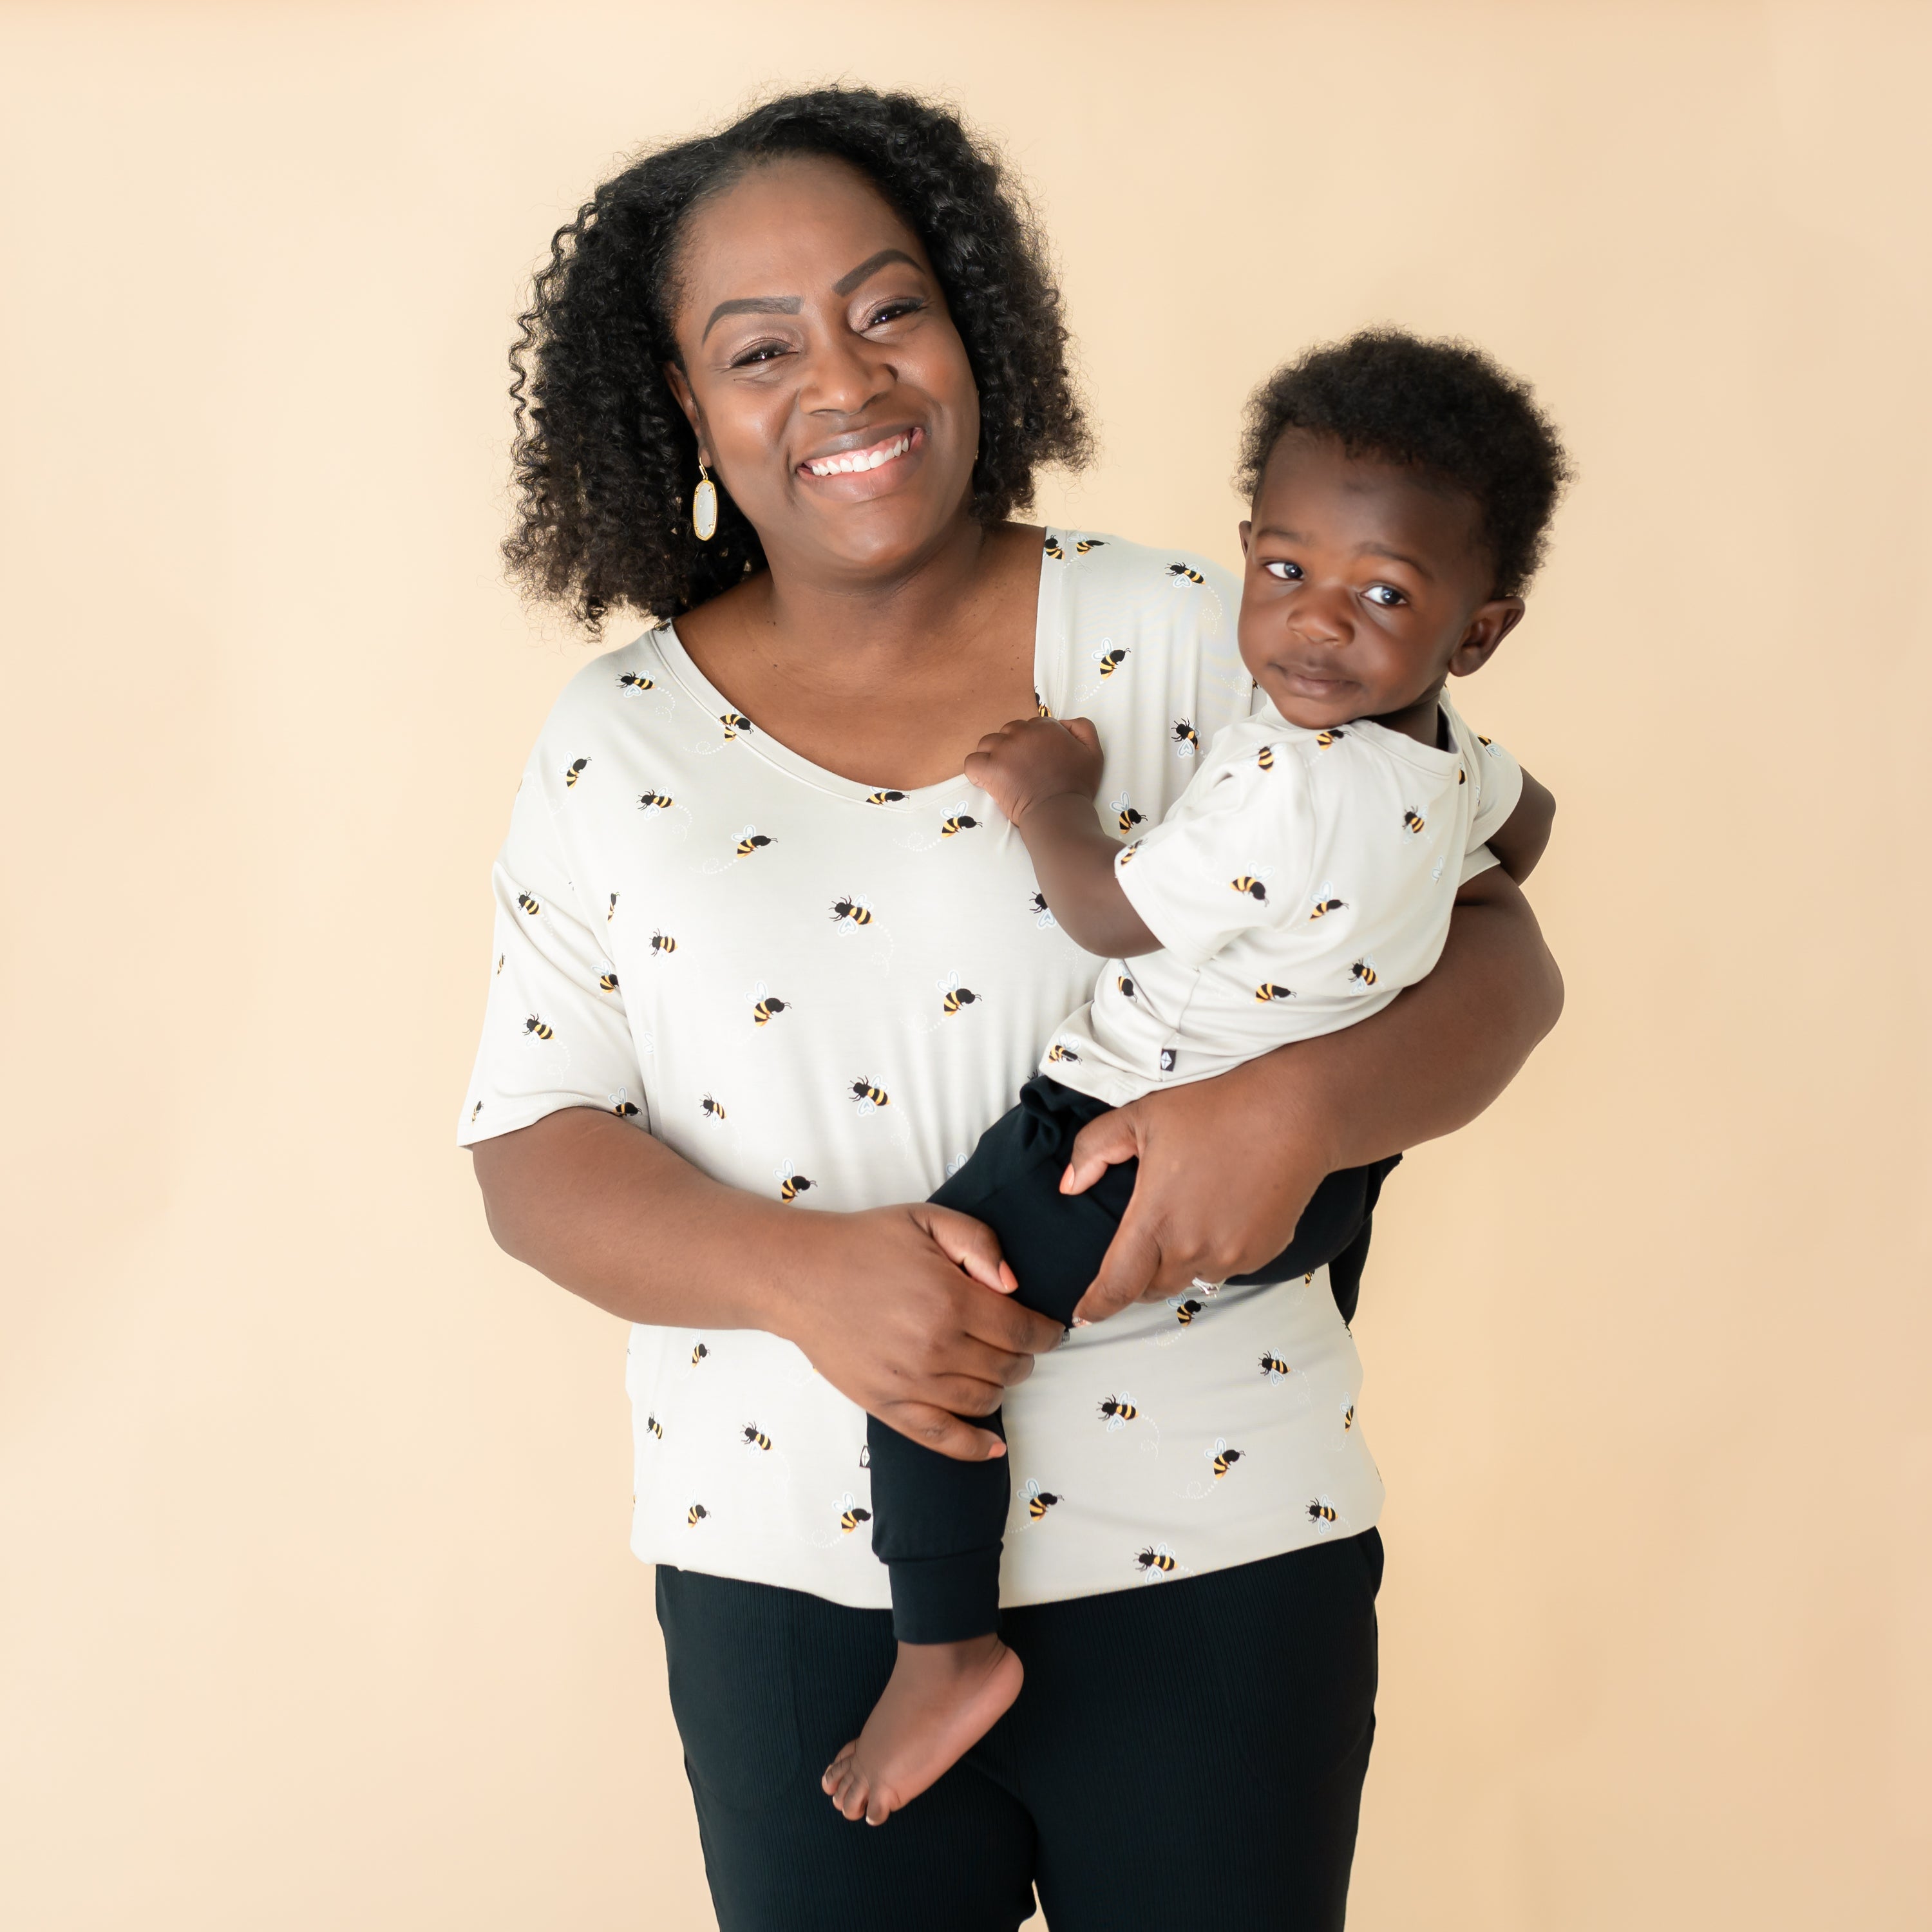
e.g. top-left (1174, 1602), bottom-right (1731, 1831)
top-left (964, 717), bottom-right (1161, 958)
top-left (1484, 767), bottom-right (1556, 882)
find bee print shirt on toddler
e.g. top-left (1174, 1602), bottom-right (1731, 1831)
top-left (459, 534), bottom-right (1426, 1611)
top-left (1041, 699), bottom-right (1522, 1104)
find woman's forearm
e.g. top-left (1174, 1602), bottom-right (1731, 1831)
top-left (1230, 865), bottom-right (1564, 1170)
top-left (471, 1108), bottom-right (800, 1331)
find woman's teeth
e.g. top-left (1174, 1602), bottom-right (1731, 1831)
top-left (805, 434), bottom-right (912, 477)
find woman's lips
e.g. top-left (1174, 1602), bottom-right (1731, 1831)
top-left (797, 426), bottom-right (920, 482)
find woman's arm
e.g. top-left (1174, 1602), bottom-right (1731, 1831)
top-left (471, 1111), bottom-right (1066, 1461)
top-left (1486, 766), bottom-right (1556, 882)
top-left (1063, 865), bottom-right (1564, 1321)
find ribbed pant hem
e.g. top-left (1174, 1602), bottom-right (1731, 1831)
top-left (888, 1550), bottom-right (1002, 1643)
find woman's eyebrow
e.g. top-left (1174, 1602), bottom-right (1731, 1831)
top-left (833, 247), bottom-right (919, 295)
top-left (701, 295), bottom-right (802, 342)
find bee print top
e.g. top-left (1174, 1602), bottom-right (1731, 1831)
top-left (460, 533), bottom-right (1388, 1611)
top-left (1042, 699), bottom-right (1522, 1105)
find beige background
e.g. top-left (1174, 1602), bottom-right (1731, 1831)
top-left (3, 2), bottom-right (1927, 1926)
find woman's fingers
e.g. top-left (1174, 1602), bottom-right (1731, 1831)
top-left (1061, 1106), bottom-right (1142, 1196)
top-left (1072, 1213), bottom-right (1167, 1327)
top-left (918, 1203), bottom-right (1018, 1293)
top-left (876, 1401), bottom-right (1007, 1463)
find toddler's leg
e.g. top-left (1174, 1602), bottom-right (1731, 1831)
top-left (823, 1084), bottom-right (1131, 1824)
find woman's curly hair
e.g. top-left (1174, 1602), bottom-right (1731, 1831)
top-left (504, 87), bottom-right (1093, 631)
top-left (1236, 330), bottom-right (1573, 598)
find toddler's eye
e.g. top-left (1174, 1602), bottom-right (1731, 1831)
top-left (1364, 583), bottom-right (1405, 607)
top-left (1262, 561), bottom-right (1303, 582)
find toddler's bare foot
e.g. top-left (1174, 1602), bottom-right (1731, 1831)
top-left (821, 1634), bottom-right (1023, 1826)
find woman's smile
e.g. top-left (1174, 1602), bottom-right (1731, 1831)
top-left (798, 424), bottom-right (923, 488)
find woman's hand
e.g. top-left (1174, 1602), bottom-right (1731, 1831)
top-left (964, 715), bottom-right (1105, 827)
top-left (781, 1202), bottom-right (1068, 1462)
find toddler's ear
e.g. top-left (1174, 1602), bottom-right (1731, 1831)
top-left (1237, 519), bottom-right (1253, 558)
top-left (1448, 596), bottom-right (1524, 677)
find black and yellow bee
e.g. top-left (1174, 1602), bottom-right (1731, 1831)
top-left (1095, 648), bottom-right (1128, 678)
top-left (1028, 888), bottom-right (1055, 922)
top-left (1119, 842), bottom-right (1141, 867)
top-left (599, 972), bottom-right (620, 993)
top-left (690, 1342), bottom-right (709, 1367)
top-left (1166, 563), bottom-right (1206, 585)
top-left (1255, 982), bottom-right (1294, 1002)
top-left (618, 672), bottom-right (654, 692)
top-left (1212, 1443), bottom-right (1244, 1480)
top-left (830, 895), bottom-right (873, 927)
top-left (1075, 538), bottom-right (1106, 554)
top-left (1403, 810), bottom-right (1426, 835)
top-left (687, 1503), bottom-right (709, 1526)
top-left (1117, 804), bottom-right (1146, 835)
top-left (1116, 974), bottom-right (1135, 999)
top-left (517, 893), bottom-right (541, 916)
top-left (1136, 1544), bottom-right (1178, 1573)
top-left (1316, 729), bottom-right (1346, 749)
top-left (1231, 876), bottom-right (1268, 902)
top-left (721, 712), bottom-right (752, 739)
top-left (752, 992), bottom-right (789, 1025)
top-left (1025, 1482), bottom-right (1062, 1522)
top-left (942, 984), bottom-right (980, 1017)
top-left (1309, 897), bottom-right (1345, 920)
top-left (866, 790), bottom-right (906, 807)
top-left (940, 813), bottom-right (980, 837)
top-left (1036, 690), bottom-right (1054, 719)
top-left (1256, 744), bottom-right (1274, 771)
top-left (1341, 1403), bottom-right (1355, 1432)
top-left (741, 1425), bottom-right (772, 1452)
top-left (1457, 767), bottom-right (1466, 786)
top-left (1307, 1499), bottom-right (1338, 1524)
top-left (652, 929), bottom-right (677, 954)
top-left (495, 953), bottom-right (505, 974)
top-left (1098, 1395), bottom-right (1138, 1428)
top-left (469, 1100), bottom-right (483, 1122)
top-left (840, 1501), bottom-right (872, 1534)
top-left (1171, 1297), bottom-right (1204, 1325)
top-left (606, 893), bottom-right (618, 922)
top-left (524, 1014), bottom-right (554, 1040)
top-left (1350, 960), bottom-right (1378, 988)
top-left (565, 758), bottom-right (589, 786)
top-left (850, 1077), bottom-right (890, 1109)
top-left (1046, 1043), bottom-right (1081, 1064)
top-left (638, 790), bottom-right (675, 812)
top-left (1043, 534), bottom-right (1065, 560)
top-left (735, 831), bottom-right (773, 857)
top-left (778, 1171), bottom-right (814, 1203)
top-left (645, 1414), bottom-right (663, 1439)
top-left (1258, 1352), bottom-right (1292, 1379)
top-left (611, 1099), bottom-right (640, 1119)
top-left (701, 1093), bottom-right (726, 1122)
top-left (1171, 717), bottom-right (1200, 755)
top-left (1478, 734), bottom-right (1494, 747)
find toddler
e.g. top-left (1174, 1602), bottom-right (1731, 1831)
top-left (823, 329), bottom-right (1569, 1825)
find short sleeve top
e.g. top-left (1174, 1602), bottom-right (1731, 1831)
top-left (1045, 699), bottom-right (1522, 1106)
top-left (460, 533), bottom-right (1388, 1609)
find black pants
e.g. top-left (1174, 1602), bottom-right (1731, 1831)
top-left (867, 1075), bottom-right (1399, 1642)
top-left (658, 1530), bottom-right (1382, 1932)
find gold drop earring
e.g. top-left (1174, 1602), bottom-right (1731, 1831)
top-left (692, 458), bottom-right (718, 542)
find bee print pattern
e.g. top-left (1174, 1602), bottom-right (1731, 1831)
top-left (1309, 891), bottom-right (1345, 920)
top-left (1036, 688), bottom-right (1054, 719)
top-left (644, 1414), bottom-right (663, 1439)
top-left (775, 1162), bottom-right (815, 1202)
top-left (938, 974), bottom-right (980, 1017)
top-left (741, 1424), bottom-right (773, 1452)
top-left (849, 1077), bottom-right (890, 1112)
top-left (1258, 1352), bottom-right (1293, 1380)
top-left (1111, 791), bottom-right (1146, 836)
top-left (1166, 562), bottom-right (1206, 585)
top-left (1171, 717), bottom-right (1200, 757)
top-left (1256, 744), bottom-right (1274, 771)
top-left (734, 826), bottom-right (774, 857)
top-left (1316, 729), bottom-right (1346, 748)
top-left (1231, 875), bottom-right (1268, 902)
top-left (1023, 1481), bottom-right (1062, 1522)
top-left (469, 1100), bottom-right (484, 1123)
top-left (1097, 1394), bottom-right (1139, 1431)
top-left (1116, 972), bottom-right (1136, 999)
top-left (638, 789), bottom-right (676, 812)
top-left (1136, 1543), bottom-right (1179, 1576)
top-left (1094, 647), bottom-right (1129, 679)
top-left (598, 972), bottom-right (620, 993)
top-left (699, 1092), bottom-right (727, 1124)
top-left (517, 893), bottom-right (541, 918)
top-left (839, 1494), bottom-right (872, 1534)
top-left (524, 1014), bottom-right (554, 1041)
top-left (938, 810), bottom-right (980, 837)
top-left (1403, 810), bottom-right (1426, 836)
top-left (1043, 533), bottom-right (1065, 561)
top-left (1255, 983), bottom-right (1294, 1002)
top-left (1119, 840), bottom-right (1142, 867)
top-left (1046, 1043), bottom-right (1081, 1065)
top-left (690, 1342), bottom-right (709, 1367)
top-left (866, 790), bottom-right (907, 807)
top-left (750, 982), bottom-right (789, 1026)
top-left (829, 894), bottom-right (874, 930)
top-left (494, 953), bottom-right (505, 974)
top-left (687, 1503), bottom-right (709, 1527)
top-left (1075, 538), bottom-right (1106, 554)
top-left (651, 929), bottom-right (677, 954)
top-left (617, 672), bottom-right (655, 693)
top-left (1350, 958), bottom-right (1378, 988)
top-left (565, 758), bottom-right (589, 787)
top-left (606, 893), bottom-right (618, 922)
top-left (610, 1095), bottom-right (641, 1119)
top-left (1168, 1296), bottom-right (1204, 1326)
top-left (720, 712), bottom-right (752, 740)
top-left (1027, 889), bottom-right (1056, 928)
top-left (1210, 1439), bottom-right (1244, 1480)
top-left (1341, 1401), bottom-right (1356, 1432)
top-left (1307, 1497), bottom-right (1340, 1525)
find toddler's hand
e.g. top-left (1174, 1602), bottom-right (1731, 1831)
top-left (963, 716), bottom-right (1104, 828)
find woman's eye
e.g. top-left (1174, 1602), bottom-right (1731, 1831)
top-left (1262, 560), bottom-right (1302, 582)
top-left (867, 299), bottom-right (923, 328)
top-left (1364, 583), bottom-right (1405, 607)
top-left (730, 342), bottom-right (788, 368)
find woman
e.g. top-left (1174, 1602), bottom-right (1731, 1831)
top-left (463, 88), bottom-right (1561, 1932)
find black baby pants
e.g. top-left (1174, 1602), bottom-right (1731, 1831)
top-left (865, 1074), bottom-right (1398, 1642)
